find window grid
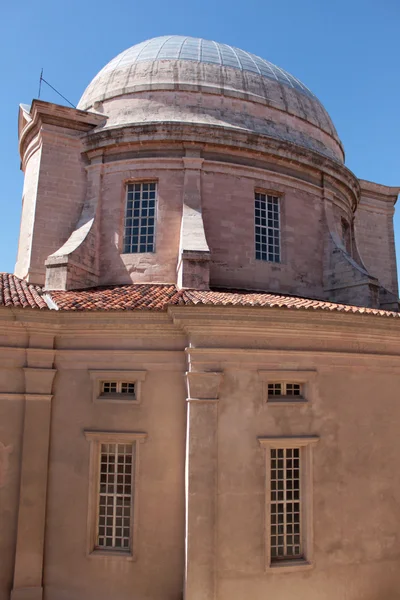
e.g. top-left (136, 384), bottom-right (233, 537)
top-left (268, 383), bottom-right (302, 397)
top-left (255, 192), bottom-right (280, 263)
top-left (123, 182), bottom-right (156, 254)
top-left (101, 382), bottom-right (136, 396)
top-left (270, 448), bottom-right (302, 561)
top-left (97, 443), bottom-right (134, 551)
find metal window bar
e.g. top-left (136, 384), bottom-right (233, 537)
top-left (270, 447), bottom-right (302, 561)
top-left (255, 192), bottom-right (280, 263)
top-left (97, 443), bottom-right (134, 551)
top-left (123, 182), bottom-right (156, 253)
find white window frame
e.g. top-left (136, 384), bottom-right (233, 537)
top-left (259, 436), bottom-right (319, 572)
top-left (259, 370), bottom-right (317, 405)
top-left (89, 370), bottom-right (147, 404)
top-left (84, 430), bottom-right (147, 560)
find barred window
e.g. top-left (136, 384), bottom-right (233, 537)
top-left (270, 447), bottom-right (302, 562)
top-left (259, 436), bottom-right (318, 569)
top-left (255, 192), bottom-right (280, 263)
top-left (268, 383), bottom-right (302, 398)
top-left (123, 182), bottom-right (156, 253)
top-left (101, 382), bottom-right (136, 397)
top-left (97, 443), bottom-right (135, 551)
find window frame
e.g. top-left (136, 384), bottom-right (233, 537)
top-left (258, 436), bottom-right (319, 572)
top-left (259, 370), bottom-right (317, 405)
top-left (254, 189), bottom-right (282, 264)
top-left (89, 370), bottom-right (147, 405)
top-left (84, 430), bottom-right (147, 560)
top-left (122, 180), bottom-right (157, 255)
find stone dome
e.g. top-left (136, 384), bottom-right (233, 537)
top-left (78, 36), bottom-right (344, 162)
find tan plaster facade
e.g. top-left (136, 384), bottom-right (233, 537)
top-left (2, 35), bottom-right (400, 600)
top-left (3, 310), bottom-right (400, 600)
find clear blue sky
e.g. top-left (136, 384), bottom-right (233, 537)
top-left (0, 0), bottom-right (399, 275)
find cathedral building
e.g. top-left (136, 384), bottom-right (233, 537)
top-left (1, 35), bottom-right (400, 600)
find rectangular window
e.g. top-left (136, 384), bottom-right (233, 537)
top-left (85, 430), bottom-right (147, 559)
top-left (259, 370), bottom-right (317, 405)
top-left (101, 381), bottom-right (136, 398)
top-left (97, 442), bottom-right (134, 552)
top-left (270, 447), bottom-right (302, 561)
top-left (259, 436), bottom-right (319, 570)
top-left (123, 182), bottom-right (157, 254)
top-left (89, 370), bottom-right (146, 404)
top-left (268, 382), bottom-right (302, 399)
top-left (255, 192), bottom-right (280, 263)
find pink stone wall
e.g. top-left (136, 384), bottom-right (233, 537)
top-left (201, 166), bottom-right (325, 296)
top-left (96, 159), bottom-right (333, 297)
top-left (21, 127), bottom-right (87, 285)
top-left (99, 162), bottom-right (184, 285)
top-left (355, 197), bottom-right (398, 294)
top-left (14, 142), bottom-right (42, 280)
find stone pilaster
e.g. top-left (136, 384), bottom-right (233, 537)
top-left (184, 371), bottom-right (223, 600)
top-left (177, 154), bottom-right (210, 290)
top-left (45, 154), bottom-right (103, 291)
top-left (11, 338), bottom-right (56, 600)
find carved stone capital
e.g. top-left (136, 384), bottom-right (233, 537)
top-left (23, 368), bottom-right (56, 396)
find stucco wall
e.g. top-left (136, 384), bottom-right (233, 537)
top-left (0, 334), bottom-right (27, 600)
top-left (2, 309), bottom-right (400, 600)
top-left (44, 367), bottom-right (186, 600)
top-left (216, 365), bottom-right (400, 600)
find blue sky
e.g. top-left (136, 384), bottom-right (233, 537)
top-left (0, 0), bottom-right (399, 275)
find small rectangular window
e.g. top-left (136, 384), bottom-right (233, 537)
top-left (270, 447), bottom-right (302, 561)
top-left (101, 381), bottom-right (136, 398)
top-left (123, 182), bottom-right (157, 254)
top-left (268, 382), bottom-right (302, 400)
top-left (97, 443), bottom-right (135, 552)
top-left (255, 192), bottom-right (280, 263)
top-left (90, 370), bottom-right (146, 405)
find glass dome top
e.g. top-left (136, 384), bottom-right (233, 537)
top-left (96, 35), bottom-right (315, 100)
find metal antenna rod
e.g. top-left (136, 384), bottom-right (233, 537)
top-left (38, 68), bottom-right (43, 99)
top-left (37, 73), bottom-right (76, 108)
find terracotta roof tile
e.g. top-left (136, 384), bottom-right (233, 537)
top-left (0, 275), bottom-right (398, 318)
top-left (51, 284), bottom-right (183, 311)
top-left (0, 273), bottom-right (47, 309)
top-left (50, 283), bottom-right (400, 318)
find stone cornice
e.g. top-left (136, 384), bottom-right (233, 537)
top-left (168, 305), bottom-right (400, 333)
top-left (186, 347), bottom-right (400, 369)
top-left (82, 122), bottom-right (360, 208)
top-left (359, 179), bottom-right (399, 205)
top-left (19, 99), bottom-right (106, 161)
